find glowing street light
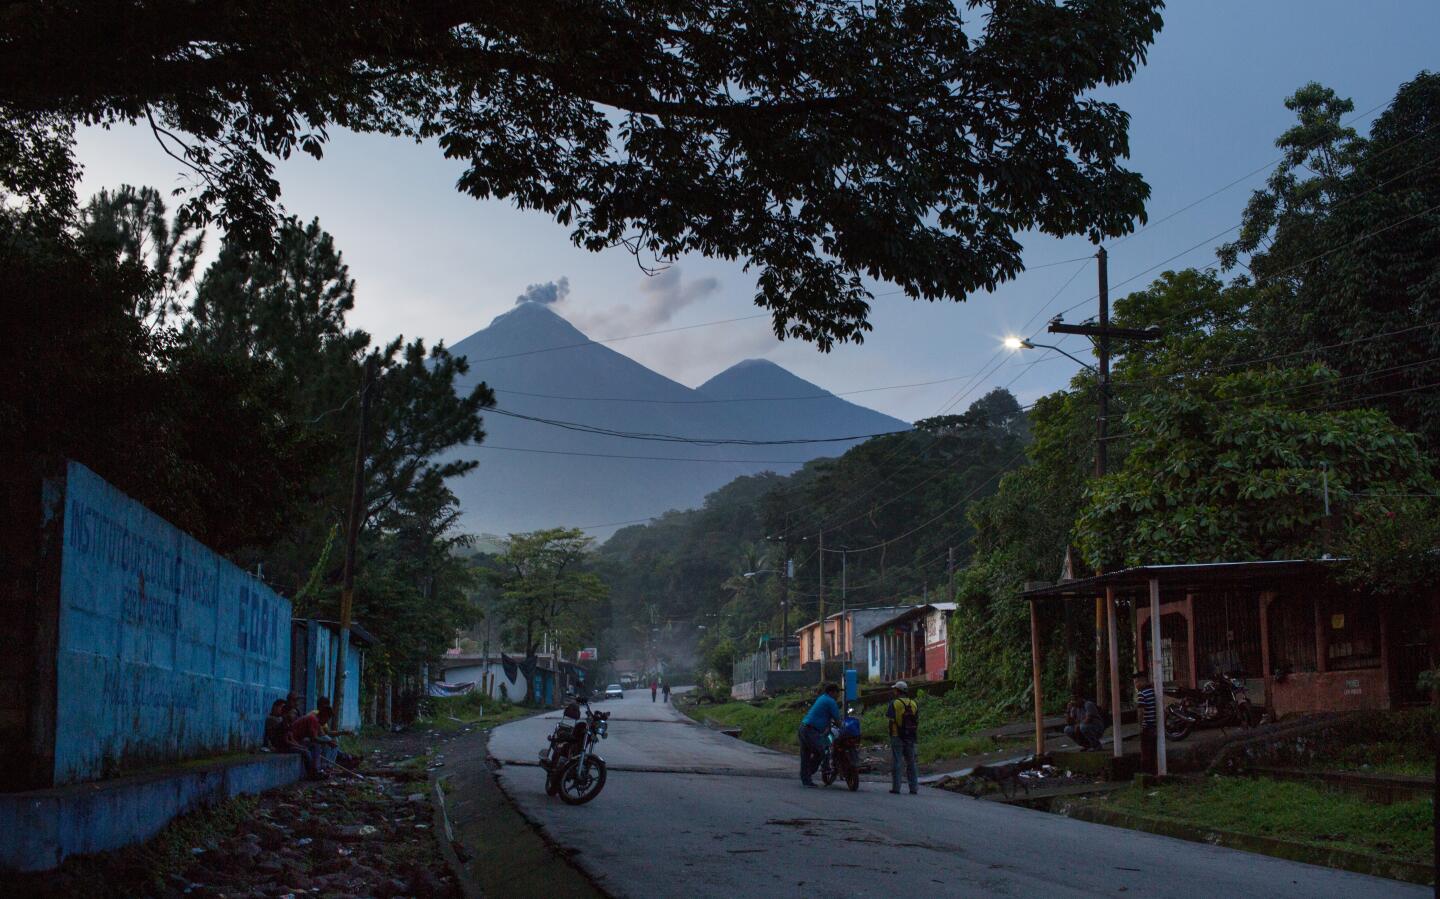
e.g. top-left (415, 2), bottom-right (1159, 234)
top-left (1003, 335), bottom-right (1097, 373)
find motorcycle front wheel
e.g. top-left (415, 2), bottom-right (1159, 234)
top-left (844, 767), bottom-right (860, 791)
top-left (559, 756), bottom-right (608, 805)
top-left (1164, 711), bottom-right (1193, 741)
top-left (821, 760), bottom-right (837, 786)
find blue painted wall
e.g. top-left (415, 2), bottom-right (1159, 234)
top-left (52, 462), bottom-right (291, 784)
top-left (302, 621), bottom-right (365, 731)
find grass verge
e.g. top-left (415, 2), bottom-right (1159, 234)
top-left (682, 690), bottom-right (1020, 764)
top-left (1095, 776), bottom-right (1433, 866)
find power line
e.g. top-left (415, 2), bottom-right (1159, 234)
top-left (1111, 319), bottom-right (1440, 390)
top-left (487, 407), bottom-right (912, 445)
top-left (1101, 356), bottom-right (1440, 444)
top-left (474, 444), bottom-right (814, 464)
top-left (869, 252), bottom-right (1096, 299)
top-left (488, 368), bottom-right (996, 405)
top-left (1111, 95), bottom-right (1401, 250)
top-left (1050, 141), bottom-right (1440, 326)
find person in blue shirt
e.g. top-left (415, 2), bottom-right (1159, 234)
top-left (797, 683), bottom-right (842, 787)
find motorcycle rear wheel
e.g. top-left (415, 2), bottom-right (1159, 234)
top-left (558, 757), bottom-right (607, 805)
top-left (1164, 713), bottom-right (1193, 741)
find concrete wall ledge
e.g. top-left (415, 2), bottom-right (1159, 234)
top-left (0, 752), bottom-right (302, 872)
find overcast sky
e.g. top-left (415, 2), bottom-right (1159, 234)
top-left (75, 1), bottom-right (1440, 423)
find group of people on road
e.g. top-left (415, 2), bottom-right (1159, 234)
top-left (264, 694), bottom-right (342, 779)
top-left (650, 680), bottom-right (671, 703)
top-left (797, 679), bottom-right (919, 795)
top-left (793, 668), bottom-right (1173, 794)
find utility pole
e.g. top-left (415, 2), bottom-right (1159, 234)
top-left (333, 354), bottom-right (377, 732)
top-left (1050, 246), bottom-right (1161, 709)
top-left (779, 557), bottom-right (792, 668)
top-left (840, 551), bottom-right (847, 663)
top-left (817, 529), bottom-right (826, 685)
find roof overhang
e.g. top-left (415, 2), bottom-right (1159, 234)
top-left (1020, 558), bottom-right (1346, 603)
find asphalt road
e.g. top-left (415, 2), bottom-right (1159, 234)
top-left (488, 691), bottom-right (1426, 898)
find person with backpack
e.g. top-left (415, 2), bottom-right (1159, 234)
top-left (886, 680), bottom-right (920, 795)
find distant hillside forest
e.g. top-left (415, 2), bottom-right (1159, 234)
top-left (593, 387), bottom-right (1031, 681)
top-left (595, 73), bottom-right (1440, 718)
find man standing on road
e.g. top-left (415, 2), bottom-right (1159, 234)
top-left (651, 679), bottom-right (658, 702)
top-left (1134, 671), bottom-right (1157, 775)
top-left (886, 681), bottom-right (919, 794)
top-left (798, 683), bottom-right (842, 787)
top-left (662, 683), bottom-right (671, 703)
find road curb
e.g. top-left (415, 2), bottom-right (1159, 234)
top-left (431, 774), bottom-right (482, 899)
top-left (477, 726), bottom-right (611, 898)
top-left (1057, 802), bottom-right (1434, 886)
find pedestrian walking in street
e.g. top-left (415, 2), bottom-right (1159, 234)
top-left (662, 683), bottom-right (671, 703)
top-left (650, 679), bottom-right (658, 702)
top-left (886, 680), bottom-right (919, 794)
top-left (1134, 671), bottom-right (1157, 775)
top-left (797, 683), bottom-right (842, 787)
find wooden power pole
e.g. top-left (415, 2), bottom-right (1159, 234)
top-left (332, 354), bottom-right (377, 731)
top-left (1049, 246), bottom-right (1160, 709)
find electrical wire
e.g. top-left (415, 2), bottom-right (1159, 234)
top-left (487, 406), bottom-right (912, 445)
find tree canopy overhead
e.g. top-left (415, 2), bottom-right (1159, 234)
top-left (2, 0), bottom-right (1163, 347)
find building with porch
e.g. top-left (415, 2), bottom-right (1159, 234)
top-left (1022, 559), bottom-right (1437, 774)
top-left (862, 603), bottom-right (957, 683)
top-left (795, 606), bottom-right (915, 671)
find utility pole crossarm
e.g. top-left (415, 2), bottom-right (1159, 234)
top-left (1047, 322), bottom-right (1162, 341)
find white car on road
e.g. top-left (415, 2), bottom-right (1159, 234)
top-left (604, 683), bottom-right (624, 700)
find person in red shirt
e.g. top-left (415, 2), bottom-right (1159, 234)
top-left (650, 680), bottom-right (658, 702)
top-left (289, 705), bottom-right (336, 779)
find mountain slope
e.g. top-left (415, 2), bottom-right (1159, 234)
top-left (443, 304), bottom-right (911, 538)
top-left (696, 358), bottom-right (909, 442)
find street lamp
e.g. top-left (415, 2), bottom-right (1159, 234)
top-left (740, 561), bottom-right (794, 668)
top-left (1004, 336), bottom-right (1099, 374)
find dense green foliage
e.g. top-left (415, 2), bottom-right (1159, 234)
top-left (1, 139), bottom-right (491, 685)
top-left (594, 390), bottom-right (1030, 670)
top-left (1, 1), bottom-right (1161, 346)
top-left (953, 73), bottom-right (1440, 709)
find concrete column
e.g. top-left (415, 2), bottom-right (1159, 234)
top-left (1184, 594), bottom-right (1198, 687)
top-left (1107, 587), bottom-right (1122, 759)
top-left (1150, 578), bottom-right (1167, 776)
top-left (1030, 602), bottom-right (1045, 757)
top-left (1258, 591), bottom-right (1274, 713)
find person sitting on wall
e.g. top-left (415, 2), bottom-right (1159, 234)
top-left (263, 699), bottom-right (290, 751)
top-left (289, 704), bottom-right (337, 780)
top-left (1063, 690), bottom-right (1106, 751)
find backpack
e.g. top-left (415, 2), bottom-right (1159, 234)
top-left (895, 698), bottom-right (919, 740)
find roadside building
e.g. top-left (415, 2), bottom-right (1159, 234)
top-left (289, 619), bottom-right (376, 732)
top-left (795, 606), bottom-right (917, 673)
top-left (861, 603), bottom-right (957, 683)
top-left (1022, 559), bottom-right (1439, 773)
top-left (434, 650), bottom-right (585, 707)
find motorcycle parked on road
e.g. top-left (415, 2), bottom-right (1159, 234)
top-left (540, 692), bottom-right (611, 804)
top-left (820, 708), bottom-right (863, 791)
top-left (1164, 672), bottom-right (1258, 741)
